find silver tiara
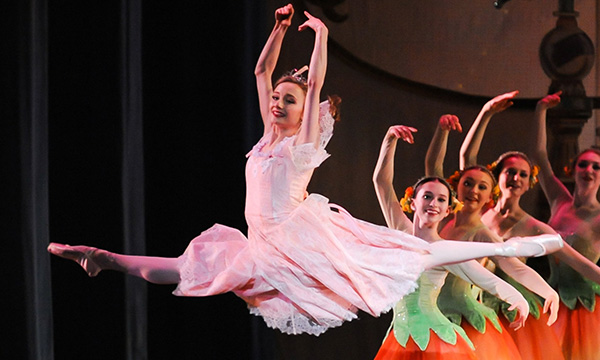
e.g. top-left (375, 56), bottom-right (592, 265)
top-left (291, 65), bottom-right (309, 82)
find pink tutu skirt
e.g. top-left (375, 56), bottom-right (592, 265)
top-left (174, 194), bottom-right (430, 335)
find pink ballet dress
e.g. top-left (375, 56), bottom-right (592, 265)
top-left (173, 102), bottom-right (430, 335)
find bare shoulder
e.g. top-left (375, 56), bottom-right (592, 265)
top-left (549, 202), bottom-right (600, 233)
top-left (520, 214), bottom-right (555, 236)
top-left (588, 209), bottom-right (600, 232)
top-left (474, 226), bottom-right (502, 243)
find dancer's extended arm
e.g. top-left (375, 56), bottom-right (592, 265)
top-left (295, 11), bottom-right (328, 147)
top-left (255, 4), bottom-right (294, 134)
top-left (553, 242), bottom-right (600, 285)
top-left (494, 256), bottom-right (559, 325)
top-left (373, 125), bottom-right (416, 232)
top-left (460, 91), bottom-right (518, 169)
top-left (425, 114), bottom-right (461, 178)
top-left (446, 260), bottom-right (529, 330)
top-left (470, 226), bottom-right (559, 324)
top-left (531, 91), bottom-right (572, 209)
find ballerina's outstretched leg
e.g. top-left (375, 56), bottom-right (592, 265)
top-left (47, 242), bottom-right (180, 284)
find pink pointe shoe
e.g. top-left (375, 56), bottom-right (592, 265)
top-left (47, 242), bottom-right (103, 277)
top-left (496, 234), bottom-right (564, 258)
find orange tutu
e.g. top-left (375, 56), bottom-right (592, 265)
top-left (499, 308), bottom-right (564, 360)
top-left (552, 296), bottom-right (600, 360)
top-left (462, 318), bottom-right (522, 360)
top-left (374, 330), bottom-right (477, 360)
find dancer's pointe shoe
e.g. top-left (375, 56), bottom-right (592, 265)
top-left (495, 234), bottom-right (564, 258)
top-left (47, 242), bottom-right (103, 277)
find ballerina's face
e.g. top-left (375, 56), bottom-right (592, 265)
top-left (270, 82), bottom-right (305, 132)
top-left (498, 156), bottom-right (530, 198)
top-left (411, 181), bottom-right (451, 225)
top-left (574, 151), bottom-right (600, 191)
top-left (457, 169), bottom-right (494, 212)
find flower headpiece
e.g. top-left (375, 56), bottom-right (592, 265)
top-left (399, 186), bottom-right (414, 213)
top-left (452, 199), bottom-right (464, 213)
top-left (530, 165), bottom-right (540, 189)
top-left (490, 185), bottom-right (501, 206)
top-left (445, 172), bottom-right (466, 212)
top-left (446, 170), bottom-right (462, 190)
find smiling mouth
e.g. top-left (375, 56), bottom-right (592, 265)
top-left (272, 109), bottom-right (285, 117)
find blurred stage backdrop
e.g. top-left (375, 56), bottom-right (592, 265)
top-left (2, 0), bottom-right (598, 359)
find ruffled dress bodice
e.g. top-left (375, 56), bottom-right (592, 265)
top-left (244, 135), bottom-right (328, 228)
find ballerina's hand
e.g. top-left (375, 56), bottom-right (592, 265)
top-left (275, 3), bottom-right (294, 27)
top-left (388, 125), bottom-right (417, 144)
top-left (439, 114), bottom-right (462, 132)
top-left (506, 300), bottom-right (528, 331)
top-left (298, 11), bottom-right (327, 33)
top-left (543, 291), bottom-right (560, 326)
top-left (484, 90), bottom-right (519, 115)
top-left (537, 91), bottom-right (562, 111)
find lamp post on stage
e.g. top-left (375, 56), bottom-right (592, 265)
top-left (538, 0), bottom-right (595, 180)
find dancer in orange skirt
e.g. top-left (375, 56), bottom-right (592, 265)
top-left (533, 92), bottom-right (600, 360)
top-left (462, 90), bottom-right (600, 359)
top-left (371, 125), bottom-right (560, 359)
top-left (426, 112), bottom-right (560, 360)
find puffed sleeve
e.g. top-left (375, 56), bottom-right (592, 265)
top-left (289, 100), bottom-right (334, 171)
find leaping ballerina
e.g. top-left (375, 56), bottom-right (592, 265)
top-left (48, 4), bottom-right (563, 336)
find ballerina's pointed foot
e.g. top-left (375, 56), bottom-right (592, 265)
top-left (497, 234), bottom-right (564, 258)
top-left (47, 242), bottom-right (103, 277)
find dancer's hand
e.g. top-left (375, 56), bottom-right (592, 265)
top-left (275, 3), bottom-right (294, 27)
top-left (506, 300), bottom-right (528, 331)
top-left (438, 114), bottom-right (462, 132)
top-left (482, 90), bottom-right (519, 115)
top-left (387, 125), bottom-right (417, 144)
top-left (536, 91), bottom-right (562, 111)
top-left (543, 291), bottom-right (560, 326)
top-left (298, 11), bottom-right (327, 33)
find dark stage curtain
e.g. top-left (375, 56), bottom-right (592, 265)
top-left (16, 0), bottom-right (54, 359)
top-left (5, 1), bottom-right (261, 359)
top-left (120, 1), bottom-right (148, 359)
top-left (0, 1), bottom-right (28, 357)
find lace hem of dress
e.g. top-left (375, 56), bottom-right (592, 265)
top-left (176, 252), bottom-right (196, 292)
top-left (246, 280), bottom-right (415, 336)
top-left (248, 306), bottom-right (351, 336)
